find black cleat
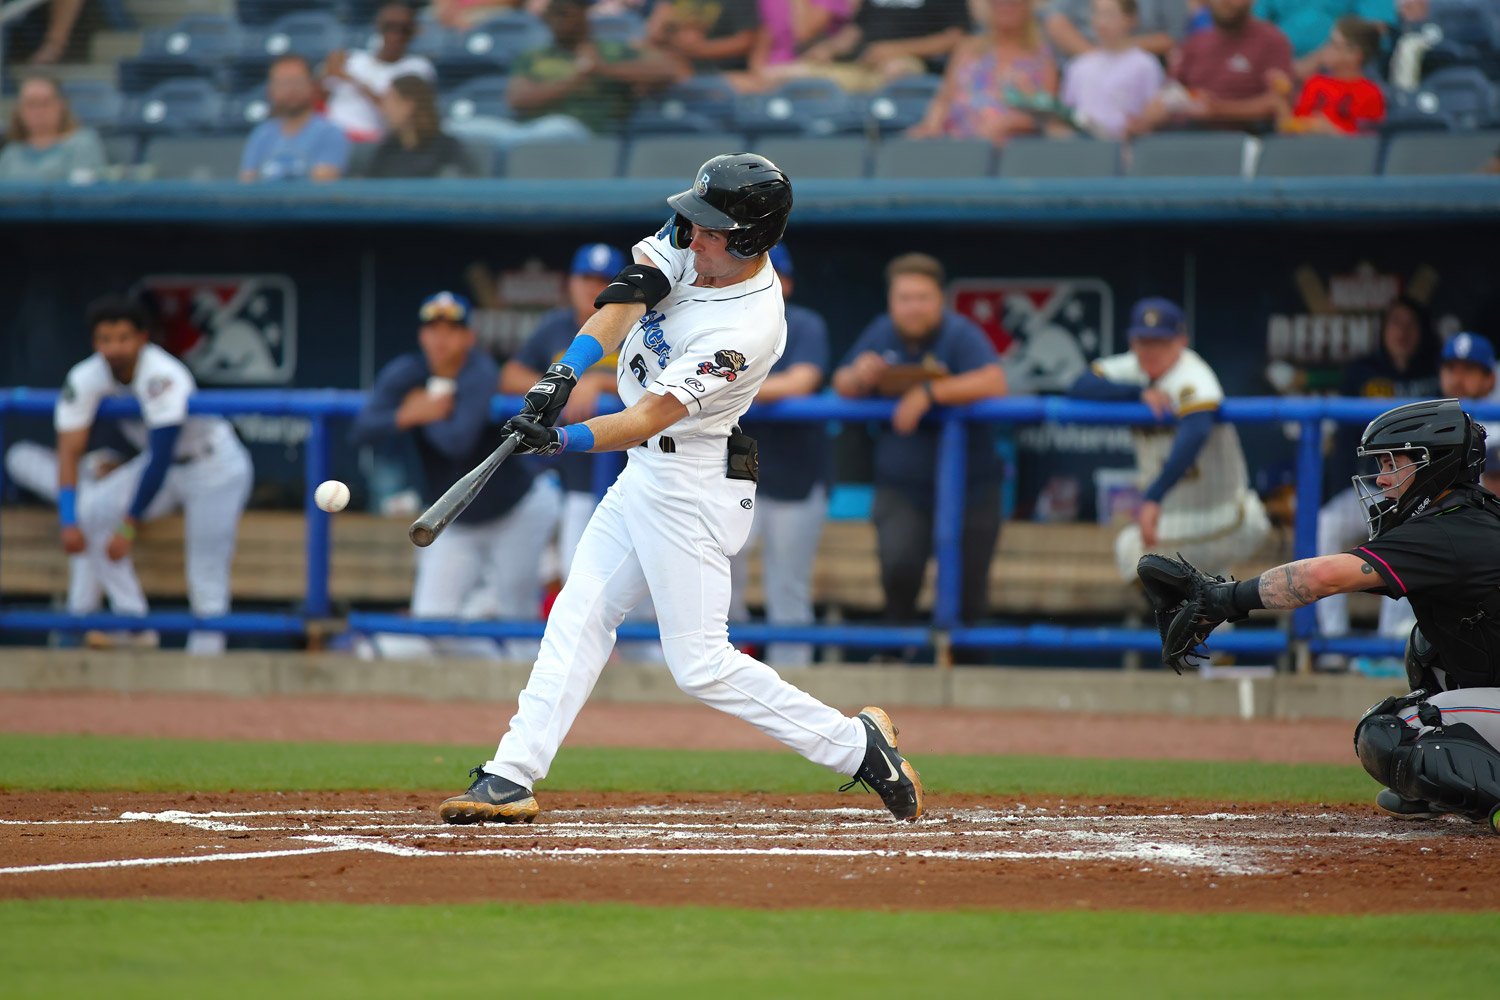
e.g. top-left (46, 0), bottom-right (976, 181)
top-left (841, 707), bottom-right (924, 821)
top-left (1375, 787), bottom-right (1441, 820)
top-left (439, 766), bottom-right (539, 825)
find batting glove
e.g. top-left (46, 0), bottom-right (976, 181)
top-left (522, 363), bottom-right (577, 428)
top-left (504, 413), bottom-right (566, 455)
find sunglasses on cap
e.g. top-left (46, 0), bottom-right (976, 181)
top-left (420, 298), bottom-right (468, 324)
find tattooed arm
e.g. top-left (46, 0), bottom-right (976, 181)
top-left (1256, 554), bottom-right (1380, 610)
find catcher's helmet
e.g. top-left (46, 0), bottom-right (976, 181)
top-left (1353, 397), bottom-right (1486, 538)
top-left (665, 153), bottom-right (792, 260)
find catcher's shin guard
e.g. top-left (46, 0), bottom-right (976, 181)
top-left (1356, 711), bottom-right (1500, 823)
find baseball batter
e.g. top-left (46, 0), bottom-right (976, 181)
top-left (38, 296), bottom-right (253, 654)
top-left (439, 153), bottom-right (922, 825)
top-left (1070, 297), bottom-right (1268, 581)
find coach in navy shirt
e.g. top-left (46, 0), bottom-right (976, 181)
top-left (352, 291), bottom-right (555, 658)
top-left (730, 244), bottom-right (833, 667)
top-left (833, 253), bottom-right (1009, 624)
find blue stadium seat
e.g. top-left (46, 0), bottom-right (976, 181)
top-left (1255, 135), bottom-right (1381, 177)
top-left (144, 135), bottom-right (246, 180)
top-left (60, 80), bottom-right (125, 130)
top-left (438, 13), bottom-right (553, 85)
top-left (502, 137), bottom-right (624, 179)
top-left (441, 75), bottom-right (513, 124)
top-left (120, 78), bottom-right (226, 135)
top-left (623, 133), bottom-right (747, 178)
top-left (732, 78), bottom-right (852, 136)
top-left (1430, 0), bottom-right (1500, 52)
top-left (235, 0), bottom-right (338, 28)
top-left (1412, 66), bottom-right (1500, 127)
top-left (996, 137), bottom-right (1118, 178)
top-left (229, 12), bottom-right (347, 93)
top-left (1126, 133), bottom-right (1252, 178)
top-left (101, 133), bottom-right (139, 167)
top-left (864, 75), bottom-right (942, 134)
top-left (631, 75), bottom-right (738, 133)
top-left (221, 87), bottom-right (271, 132)
top-left (120, 16), bottom-right (246, 94)
top-left (754, 136), bottom-right (868, 177)
top-left (1382, 129), bottom-right (1500, 174)
top-left (588, 11), bottom-right (645, 44)
top-left (873, 138), bottom-right (994, 178)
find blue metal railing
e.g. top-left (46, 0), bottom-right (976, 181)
top-left (5, 388), bottom-right (1497, 663)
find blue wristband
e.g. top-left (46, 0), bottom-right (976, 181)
top-left (58, 486), bottom-right (77, 527)
top-left (559, 334), bottom-right (605, 374)
top-left (559, 423), bottom-right (595, 453)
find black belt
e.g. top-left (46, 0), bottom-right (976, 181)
top-left (639, 436), bottom-right (676, 453)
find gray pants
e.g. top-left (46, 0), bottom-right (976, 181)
top-left (872, 483), bottom-right (1001, 623)
top-left (1398, 688), bottom-right (1500, 749)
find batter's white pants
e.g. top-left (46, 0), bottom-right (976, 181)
top-left (560, 488), bottom-right (663, 664)
top-left (1114, 490), bottom-right (1271, 581)
top-left (6, 438), bottom-right (252, 655)
top-left (728, 484), bottom-right (827, 668)
top-left (484, 445), bottom-right (868, 786)
top-left (1316, 486), bottom-right (1415, 638)
top-left (375, 475), bottom-right (558, 662)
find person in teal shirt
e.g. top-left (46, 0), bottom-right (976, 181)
top-left (1255, 0), bottom-right (1394, 63)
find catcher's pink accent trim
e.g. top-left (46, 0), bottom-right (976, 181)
top-left (1356, 547), bottom-right (1406, 594)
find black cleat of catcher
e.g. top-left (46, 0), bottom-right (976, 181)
top-left (1375, 787), bottom-right (1442, 820)
top-left (439, 766), bottom-right (539, 825)
top-left (841, 707), bottom-right (924, 821)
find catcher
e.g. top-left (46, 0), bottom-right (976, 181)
top-left (1138, 398), bottom-right (1500, 832)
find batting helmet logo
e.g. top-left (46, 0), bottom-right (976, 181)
top-left (697, 349), bottom-right (749, 381)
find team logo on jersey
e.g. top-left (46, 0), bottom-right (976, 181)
top-left (640, 310), bottom-right (672, 368)
top-left (949, 278), bottom-right (1113, 394)
top-left (134, 274), bottom-right (297, 385)
top-left (697, 349), bottom-right (748, 381)
top-left (629, 354), bottom-right (649, 387)
top-left (145, 376), bottom-right (172, 399)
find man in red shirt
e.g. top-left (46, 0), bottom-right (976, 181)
top-left (1128, 0), bottom-right (1293, 134)
top-left (1273, 16), bottom-right (1386, 134)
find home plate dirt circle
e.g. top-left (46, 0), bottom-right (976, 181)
top-left (1, 792), bottom-right (1496, 912)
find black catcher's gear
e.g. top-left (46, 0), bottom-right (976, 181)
top-left (1355, 697), bottom-right (1500, 824)
top-left (665, 153), bottom-right (793, 259)
top-left (1353, 398), bottom-right (1487, 539)
top-left (1136, 553), bottom-right (1252, 673)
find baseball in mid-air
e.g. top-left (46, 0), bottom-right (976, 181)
top-left (314, 480), bottom-right (350, 513)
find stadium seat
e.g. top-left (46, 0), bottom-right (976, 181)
top-left (119, 15), bottom-right (244, 94)
top-left (732, 78), bottom-right (852, 136)
top-left (120, 79), bottom-right (226, 135)
top-left (623, 133), bottom-right (747, 178)
top-left (864, 75), bottom-right (942, 134)
top-left (60, 80), bottom-right (125, 130)
top-left (996, 137), bottom-right (1119, 178)
top-left (441, 75), bottom-right (513, 124)
top-left (1430, 0), bottom-right (1500, 52)
top-left (873, 138), bottom-right (995, 178)
top-left (1254, 135), bottom-right (1381, 177)
top-left (588, 11), bottom-right (645, 44)
top-left (1410, 66), bottom-right (1500, 127)
top-left (346, 140), bottom-right (378, 177)
top-left (221, 87), bottom-right (271, 132)
top-left (1382, 129), bottom-right (1500, 174)
top-left (753, 136), bottom-right (867, 178)
top-left (1126, 133), bottom-right (1252, 178)
top-left (503, 137), bottom-right (623, 179)
top-left (440, 13), bottom-right (553, 84)
top-left (229, 12), bottom-right (347, 93)
top-left (235, 0), bottom-right (338, 27)
top-left (101, 133), bottom-right (139, 167)
top-left (143, 135), bottom-right (245, 180)
top-left (631, 76), bottom-right (738, 133)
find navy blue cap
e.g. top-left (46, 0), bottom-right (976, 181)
top-left (1127, 297), bottom-right (1186, 339)
top-left (768, 243), bottom-right (792, 277)
top-left (571, 243), bottom-right (626, 278)
top-left (1442, 331), bottom-right (1495, 372)
top-left (418, 290), bottom-right (471, 325)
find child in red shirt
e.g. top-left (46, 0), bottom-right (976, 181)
top-left (1272, 15), bottom-right (1385, 135)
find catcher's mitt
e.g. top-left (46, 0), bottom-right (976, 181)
top-left (1136, 553), bottom-right (1241, 673)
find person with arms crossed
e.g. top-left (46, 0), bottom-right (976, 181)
top-left (439, 153), bottom-right (923, 825)
top-left (351, 292), bottom-right (556, 661)
top-left (1069, 296), bottom-right (1269, 582)
top-left (729, 243), bottom-right (832, 667)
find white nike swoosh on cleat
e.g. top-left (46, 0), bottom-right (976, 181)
top-left (877, 748), bottom-right (901, 783)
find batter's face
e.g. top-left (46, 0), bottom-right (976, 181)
top-left (418, 320), bottom-right (474, 374)
top-left (688, 226), bottom-right (758, 284)
top-left (1440, 360), bottom-right (1496, 400)
top-left (93, 321), bottom-right (149, 383)
top-left (1131, 334), bottom-right (1187, 381)
top-left (888, 273), bottom-right (945, 341)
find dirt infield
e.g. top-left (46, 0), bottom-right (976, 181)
top-left (2, 790), bottom-right (1497, 913)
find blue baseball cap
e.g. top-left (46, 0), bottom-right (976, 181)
top-left (1127, 297), bottom-right (1186, 339)
top-left (571, 243), bottom-right (626, 278)
top-left (418, 290), bottom-right (471, 326)
top-left (1442, 331), bottom-right (1495, 372)
top-left (768, 243), bottom-right (792, 277)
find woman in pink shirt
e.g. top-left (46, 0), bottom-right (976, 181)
top-left (1061, 0), bottom-right (1165, 139)
top-left (909, 0), bottom-right (1057, 145)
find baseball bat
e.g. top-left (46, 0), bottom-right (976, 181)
top-left (408, 432), bottom-right (522, 547)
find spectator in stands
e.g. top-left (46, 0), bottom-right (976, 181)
top-left (351, 292), bottom-right (556, 661)
top-left (434, 0), bottom-right (521, 31)
top-left (746, 0), bottom-right (855, 88)
top-left (647, 0), bottom-right (760, 74)
top-left (832, 253), bottom-right (1009, 625)
top-left (0, 76), bottom-right (105, 183)
top-left (797, 0), bottom-right (972, 90)
top-left (506, 0), bottom-right (685, 135)
top-left (1043, 0), bottom-right (1189, 60)
top-left (1059, 0), bottom-right (1167, 139)
top-left (907, 0), bottom-right (1057, 144)
top-left (1254, 0), bottom-right (1392, 77)
top-left (729, 244), bottom-right (832, 667)
top-left (1127, 0), bottom-right (1292, 135)
top-left (240, 56), bottom-right (351, 182)
top-left (24, 0), bottom-right (85, 65)
top-left (357, 76), bottom-right (480, 177)
top-left (1270, 16), bottom-right (1385, 134)
top-left (323, 2), bottom-right (438, 142)
top-left (1386, 0), bottom-right (1435, 90)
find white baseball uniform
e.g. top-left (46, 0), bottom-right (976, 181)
top-left (482, 230), bottom-right (868, 786)
top-left (1095, 348), bottom-right (1270, 580)
top-left (53, 343), bottom-right (253, 654)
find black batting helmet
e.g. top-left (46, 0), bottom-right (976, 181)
top-left (1353, 398), bottom-right (1486, 538)
top-left (665, 153), bottom-right (792, 260)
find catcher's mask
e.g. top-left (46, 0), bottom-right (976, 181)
top-left (1353, 398), bottom-right (1484, 539)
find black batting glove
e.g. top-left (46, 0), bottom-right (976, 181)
top-left (503, 413), bottom-right (564, 456)
top-left (522, 363), bottom-right (577, 428)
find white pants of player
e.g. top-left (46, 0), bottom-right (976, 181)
top-left (728, 484), bottom-right (827, 668)
top-left (1114, 490), bottom-right (1271, 582)
top-left (1317, 486), bottom-right (1415, 638)
top-left (484, 443), bottom-right (868, 787)
top-left (559, 488), bottom-right (663, 663)
top-left (7, 442), bottom-right (124, 619)
top-left (375, 475), bottom-right (558, 662)
top-left (6, 438), bottom-right (252, 654)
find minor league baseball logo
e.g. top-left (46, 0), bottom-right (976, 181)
top-left (697, 349), bottom-right (748, 381)
top-left (949, 278), bottom-right (1112, 394)
top-left (136, 274), bottom-right (298, 385)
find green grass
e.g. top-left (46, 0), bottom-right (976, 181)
top-left (0, 732), bottom-right (1373, 802)
top-left (1, 899), bottom-right (1497, 999)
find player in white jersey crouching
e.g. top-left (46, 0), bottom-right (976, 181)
top-left (439, 153), bottom-right (922, 824)
top-left (1069, 297), bottom-right (1269, 583)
